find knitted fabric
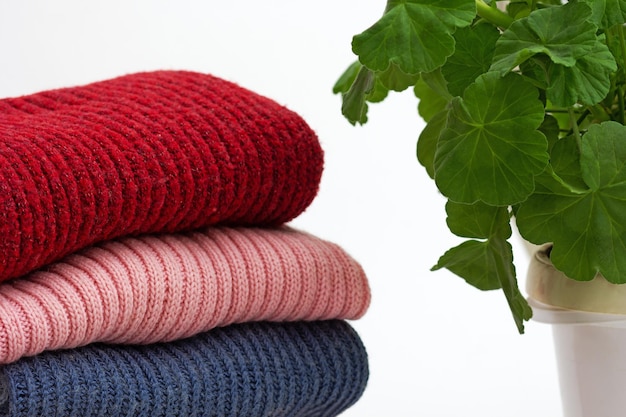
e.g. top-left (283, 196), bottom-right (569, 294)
top-left (0, 226), bottom-right (370, 364)
top-left (0, 70), bottom-right (324, 282)
top-left (0, 320), bottom-right (369, 417)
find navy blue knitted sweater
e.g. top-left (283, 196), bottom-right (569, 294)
top-left (0, 320), bottom-right (368, 417)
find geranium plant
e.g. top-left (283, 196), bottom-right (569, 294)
top-left (334, 0), bottom-right (626, 333)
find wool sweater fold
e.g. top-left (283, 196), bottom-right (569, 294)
top-left (0, 320), bottom-right (369, 417)
top-left (0, 70), bottom-right (323, 282)
top-left (0, 226), bottom-right (370, 364)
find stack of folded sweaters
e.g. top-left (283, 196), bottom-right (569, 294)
top-left (0, 71), bottom-right (371, 416)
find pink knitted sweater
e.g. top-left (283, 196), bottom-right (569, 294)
top-left (0, 227), bottom-right (370, 364)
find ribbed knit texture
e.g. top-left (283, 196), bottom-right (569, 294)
top-left (0, 70), bottom-right (324, 282)
top-left (0, 320), bottom-right (368, 417)
top-left (0, 226), bottom-right (370, 364)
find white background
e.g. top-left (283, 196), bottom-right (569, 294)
top-left (0, 1), bottom-right (562, 415)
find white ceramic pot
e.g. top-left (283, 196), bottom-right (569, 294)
top-left (527, 246), bottom-right (626, 417)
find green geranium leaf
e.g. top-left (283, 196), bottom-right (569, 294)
top-left (506, 0), bottom-right (531, 19)
top-left (432, 239), bottom-right (532, 333)
top-left (334, 61), bottom-right (390, 102)
top-left (335, 63), bottom-right (390, 125)
top-left (352, 0), bottom-right (476, 74)
top-left (433, 201), bottom-right (531, 333)
top-left (377, 62), bottom-right (420, 92)
top-left (491, 236), bottom-right (534, 334)
top-left (420, 69), bottom-right (453, 101)
top-left (340, 65), bottom-right (375, 125)
top-left (368, 76), bottom-right (392, 103)
top-left (608, 28), bottom-right (625, 77)
top-left (546, 40), bottom-right (617, 107)
top-left (414, 76), bottom-right (449, 122)
top-left (517, 122), bottom-right (626, 283)
top-left (434, 72), bottom-right (548, 205)
top-left (433, 240), bottom-right (501, 290)
top-left (550, 136), bottom-right (587, 191)
top-left (417, 110), bottom-right (447, 178)
top-left (519, 56), bottom-right (549, 92)
top-left (580, 0), bottom-right (626, 29)
top-left (490, 2), bottom-right (598, 74)
top-left (333, 61), bottom-right (361, 95)
top-left (445, 200), bottom-right (510, 239)
top-left (539, 114), bottom-right (560, 152)
top-left (501, 6), bottom-right (616, 107)
top-left (441, 23), bottom-right (500, 97)
top-left (581, 122), bottom-right (626, 192)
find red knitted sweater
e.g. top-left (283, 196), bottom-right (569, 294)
top-left (0, 71), bottom-right (323, 282)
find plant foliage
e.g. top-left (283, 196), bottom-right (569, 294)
top-left (334, 0), bottom-right (626, 333)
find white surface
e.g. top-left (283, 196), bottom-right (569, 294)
top-left (0, 1), bottom-right (562, 415)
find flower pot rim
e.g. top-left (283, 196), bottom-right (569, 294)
top-left (527, 244), bottom-right (626, 320)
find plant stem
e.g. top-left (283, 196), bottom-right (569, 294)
top-left (576, 109), bottom-right (591, 127)
top-left (546, 108), bottom-right (580, 114)
top-left (618, 87), bottom-right (625, 125)
top-left (475, 0), bottom-right (514, 29)
top-left (569, 107), bottom-right (582, 151)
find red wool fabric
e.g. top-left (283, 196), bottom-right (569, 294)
top-left (0, 71), bottom-right (324, 282)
